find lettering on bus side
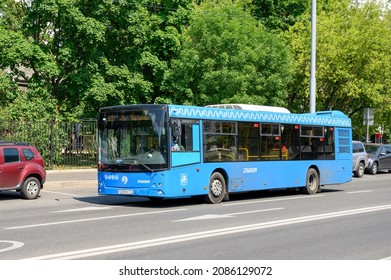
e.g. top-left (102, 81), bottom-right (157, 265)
top-left (243, 167), bottom-right (258, 174)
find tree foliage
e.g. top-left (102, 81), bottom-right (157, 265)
top-left (1, 0), bottom-right (192, 120)
top-left (251, 0), bottom-right (309, 31)
top-left (1, 0), bottom-right (391, 141)
top-left (163, 0), bottom-right (291, 106)
top-left (0, 0), bottom-right (26, 30)
top-left (285, 0), bottom-right (391, 139)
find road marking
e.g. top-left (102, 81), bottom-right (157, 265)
top-left (380, 256), bottom-right (391, 260)
top-left (222, 194), bottom-right (324, 207)
top-left (0, 241), bottom-right (24, 253)
top-left (5, 208), bottom-right (188, 230)
top-left (174, 208), bottom-right (284, 222)
top-left (346, 190), bottom-right (372, 194)
top-left (51, 206), bottom-right (113, 213)
top-left (175, 214), bottom-right (231, 221)
top-left (41, 190), bottom-right (83, 197)
top-left (26, 204), bottom-right (391, 260)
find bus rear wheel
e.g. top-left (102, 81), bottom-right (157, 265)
top-left (303, 168), bottom-right (319, 195)
top-left (204, 172), bottom-right (226, 204)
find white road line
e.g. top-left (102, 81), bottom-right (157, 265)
top-left (228, 207), bottom-right (285, 216)
top-left (41, 190), bottom-right (83, 197)
top-left (380, 256), bottom-right (391, 260)
top-left (222, 194), bottom-right (325, 206)
top-left (51, 206), bottom-right (113, 213)
top-left (346, 190), bottom-right (372, 194)
top-left (0, 241), bottom-right (24, 253)
top-left (26, 204), bottom-right (391, 260)
top-left (5, 208), bottom-right (188, 230)
top-left (174, 207), bottom-right (284, 222)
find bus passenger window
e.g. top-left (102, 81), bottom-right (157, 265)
top-left (260, 123), bottom-right (281, 160)
top-left (203, 121), bottom-right (237, 162)
top-left (238, 122), bottom-right (260, 161)
top-left (300, 126), bottom-right (326, 160)
top-left (324, 127), bottom-right (335, 160)
top-left (281, 124), bottom-right (300, 160)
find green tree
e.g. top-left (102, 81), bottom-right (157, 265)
top-left (163, 0), bottom-right (292, 106)
top-left (0, 70), bottom-right (18, 108)
top-left (1, 0), bottom-right (192, 120)
top-left (0, 0), bottom-right (27, 30)
top-left (285, 0), bottom-right (391, 139)
top-left (74, 0), bottom-right (191, 116)
top-left (0, 24), bottom-right (58, 121)
top-left (251, 0), bottom-right (309, 31)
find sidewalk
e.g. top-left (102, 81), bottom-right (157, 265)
top-left (45, 168), bottom-right (97, 188)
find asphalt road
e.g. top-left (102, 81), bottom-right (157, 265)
top-left (45, 168), bottom-right (97, 183)
top-left (1, 170), bottom-right (391, 261)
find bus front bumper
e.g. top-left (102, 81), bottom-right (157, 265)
top-left (98, 183), bottom-right (165, 197)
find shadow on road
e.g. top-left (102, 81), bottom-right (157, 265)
top-left (71, 187), bottom-right (344, 208)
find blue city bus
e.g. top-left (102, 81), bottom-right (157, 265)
top-left (97, 104), bottom-right (352, 203)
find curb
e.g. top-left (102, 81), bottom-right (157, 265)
top-left (46, 169), bottom-right (96, 174)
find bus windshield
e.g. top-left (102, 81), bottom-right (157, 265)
top-left (98, 108), bottom-right (168, 171)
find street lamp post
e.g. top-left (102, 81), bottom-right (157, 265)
top-left (310, 0), bottom-right (317, 114)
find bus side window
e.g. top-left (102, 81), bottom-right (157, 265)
top-left (324, 127), bottom-right (335, 160)
top-left (203, 121), bottom-right (237, 162)
top-left (281, 124), bottom-right (300, 160)
top-left (260, 123), bottom-right (280, 160)
top-left (238, 122), bottom-right (260, 161)
top-left (173, 120), bottom-right (200, 152)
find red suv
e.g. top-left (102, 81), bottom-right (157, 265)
top-left (0, 141), bottom-right (46, 199)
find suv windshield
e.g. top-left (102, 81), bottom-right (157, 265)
top-left (364, 144), bottom-right (380, 155)
top-left (98, 108), bottom-right (168, 171)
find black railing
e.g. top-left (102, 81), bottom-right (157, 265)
top-left (0, 120), bottom-right (97, 169)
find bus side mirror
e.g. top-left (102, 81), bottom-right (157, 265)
top-left (99, 117), bottom-right (107, 128)
top-left (172, 121), bottom-right (181, 138)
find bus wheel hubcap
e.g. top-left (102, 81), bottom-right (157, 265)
top-left (211, 180), bottom-right (223, 197)
top-left (308, 175), bottom-right (315, 189)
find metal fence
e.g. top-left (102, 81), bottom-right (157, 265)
top-left (0, 120), bottom-right (97, 169)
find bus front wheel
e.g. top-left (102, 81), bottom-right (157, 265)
top-left (303, 168), bottom-right (319, 195)
top-left (204, 172), bottom-right (226, 204)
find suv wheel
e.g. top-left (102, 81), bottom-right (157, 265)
top-left (369, 162), bottom-right (378, 175)
top-left (20, 177), bottom-right (41, 199)
top-left (354, 162), bottom-right (365, 178)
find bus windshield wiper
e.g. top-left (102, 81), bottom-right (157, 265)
top-left (128, 158), bottom-right (155, 172)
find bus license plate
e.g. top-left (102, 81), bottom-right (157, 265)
top-left (118, 189), bottom-right (133, 195)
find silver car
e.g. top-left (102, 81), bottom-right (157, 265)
top-left (352, 141), bottom-right (368, 178)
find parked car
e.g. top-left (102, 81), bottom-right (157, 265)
top-left (352, 141), bottom-right (368, 178)
top-left (0, 141), bottom-right (46, 199)
top-left (364, 143), bottom-right (391, 175)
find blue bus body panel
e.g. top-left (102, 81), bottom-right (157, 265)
top-left (98, 168), bottom-right (202, 198)
top-left (172, 152), bottom-right (200, 167)
top-left (98, 158), bottom-right (351, 199)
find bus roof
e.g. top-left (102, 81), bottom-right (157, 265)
top-left (97, 104), bottom-right (351, 128)
top-left (168, 105), bottom-right (351, 128)
top-left (205, 104), bottom-right (290, 113)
